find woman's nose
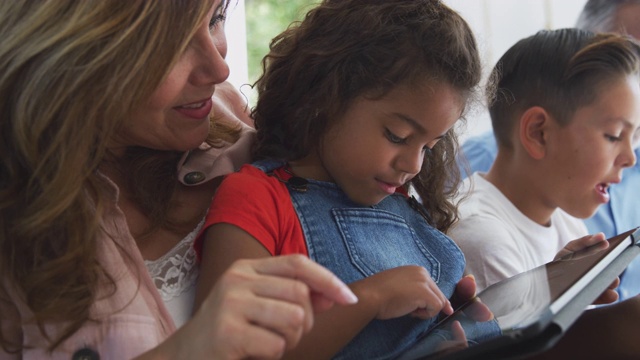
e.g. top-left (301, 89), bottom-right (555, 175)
top-left (191, 28), bottom-right (230, 86)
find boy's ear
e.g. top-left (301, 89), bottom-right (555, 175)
top-left (518, 106), bottom-right (550, 160)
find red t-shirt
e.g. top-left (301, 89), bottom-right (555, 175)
top-left (196, 165), bottom-right (308, 257)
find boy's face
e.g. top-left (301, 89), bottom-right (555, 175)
top-left (307, 83), bottom-right (463, 206)
top-left (545, 75), bottom-right (640, 218)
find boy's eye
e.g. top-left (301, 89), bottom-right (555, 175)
top-left (385, 129), bottom-right (407, 144)
top-left (605, 134), bottom-right (622, 142)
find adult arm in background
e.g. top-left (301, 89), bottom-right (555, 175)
top-left (457, 131), bottom-right (498, 180)
top-left (138, 255), bottom-right (358, 360)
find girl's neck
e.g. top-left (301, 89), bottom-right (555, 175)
top-left (288, 152), bottom-right (333, 182)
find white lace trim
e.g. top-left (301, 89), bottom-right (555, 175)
top-left (144, 219), bottom-right (203, 302)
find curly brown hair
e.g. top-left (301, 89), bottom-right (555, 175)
top-left (252, 0), bottom-right (481, 231)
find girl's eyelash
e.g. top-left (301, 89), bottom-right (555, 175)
top-left (385, 129), bottom-right (407, 144)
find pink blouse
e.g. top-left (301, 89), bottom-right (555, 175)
top-left (0, 83), bottom-right (255, 359)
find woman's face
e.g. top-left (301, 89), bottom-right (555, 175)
top-left (114, 1), bottom-right (229, 153)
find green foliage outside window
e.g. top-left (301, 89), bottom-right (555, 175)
top-left (245, 0), bottom-right (318, 86)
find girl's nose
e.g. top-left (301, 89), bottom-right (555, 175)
top-left (396, 148), bottom-right (424, 176)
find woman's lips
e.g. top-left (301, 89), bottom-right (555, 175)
top-left (174, 98), bottom-right (213, 119)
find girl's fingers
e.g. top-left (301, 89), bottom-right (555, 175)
top-left (411, 286), bottom-right (452, 319)
top-left (450, 320), bottom-right (467, 343)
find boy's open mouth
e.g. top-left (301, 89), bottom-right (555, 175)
top-left (596, 183), bottom-right (609, 195)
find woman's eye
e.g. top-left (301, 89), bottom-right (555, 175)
top-left (385, 129), bottom-right (407, 144)
top-left (209, 14), bottom-right (226, 30)
top-left (209, 3), bottom-right (226, 30)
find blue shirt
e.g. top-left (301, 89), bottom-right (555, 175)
top-left (458, 130), bottom-right (640, 300)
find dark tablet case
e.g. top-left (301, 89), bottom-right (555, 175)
top-left (401, 227), bottom-right (640, 360)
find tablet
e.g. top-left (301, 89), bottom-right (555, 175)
top-left (398, 227), bottom-right (640, 360)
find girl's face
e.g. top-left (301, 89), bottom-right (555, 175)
top-left (113, 1), bottom-right (228, 154)
top-left (544, 75), bottom-right (640, 218)
top-left (301, 83), bottom-right (464, 206)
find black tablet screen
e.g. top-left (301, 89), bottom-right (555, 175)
top-left (398, 227), bottom-right (638, 360)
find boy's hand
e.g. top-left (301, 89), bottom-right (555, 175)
top-left (554, 233), bottom-right (619, 304)
top-left (554, 233), bottom-right (608, 260)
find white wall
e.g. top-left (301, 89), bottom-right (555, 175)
top-left (225, 0), bottom-right (589, 140)
top-left (224, 0), bottom-right (249, 91)
top-left (444, 0), bottom-right (588, 140)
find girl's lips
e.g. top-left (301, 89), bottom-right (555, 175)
top-left (174, 98), bottom-right (213, 119)
top-left (377, 180), bottom-right (399, 195)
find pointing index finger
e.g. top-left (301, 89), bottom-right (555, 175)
top-left (250, 255), bottom-right (358, 306)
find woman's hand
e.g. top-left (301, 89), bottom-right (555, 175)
top-left (144, 255), bottom-right (357, 360)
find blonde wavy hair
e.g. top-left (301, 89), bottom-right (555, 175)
top-left (0, 0), bottom-right (227, 352)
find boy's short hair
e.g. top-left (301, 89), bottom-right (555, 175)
top-left (487, 28), bottom-right (640, 149)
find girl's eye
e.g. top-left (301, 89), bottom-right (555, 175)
top-left (605, 134), bottom-right (622, 142)
top-left (385, 129), bottom-right (407, 144)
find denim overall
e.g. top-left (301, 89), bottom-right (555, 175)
top-left (253, 160), bottom-right (466, 359)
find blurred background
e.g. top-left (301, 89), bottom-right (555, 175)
top-left (224, 0), bottom-right (589, 140)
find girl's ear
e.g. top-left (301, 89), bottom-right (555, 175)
top-left (518, 106), bottom-right (550, 160)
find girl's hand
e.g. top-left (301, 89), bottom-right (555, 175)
top-left (451, 275), bottom-right (494, 322)
top-left (353, 265), bottom-right (453, 320)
